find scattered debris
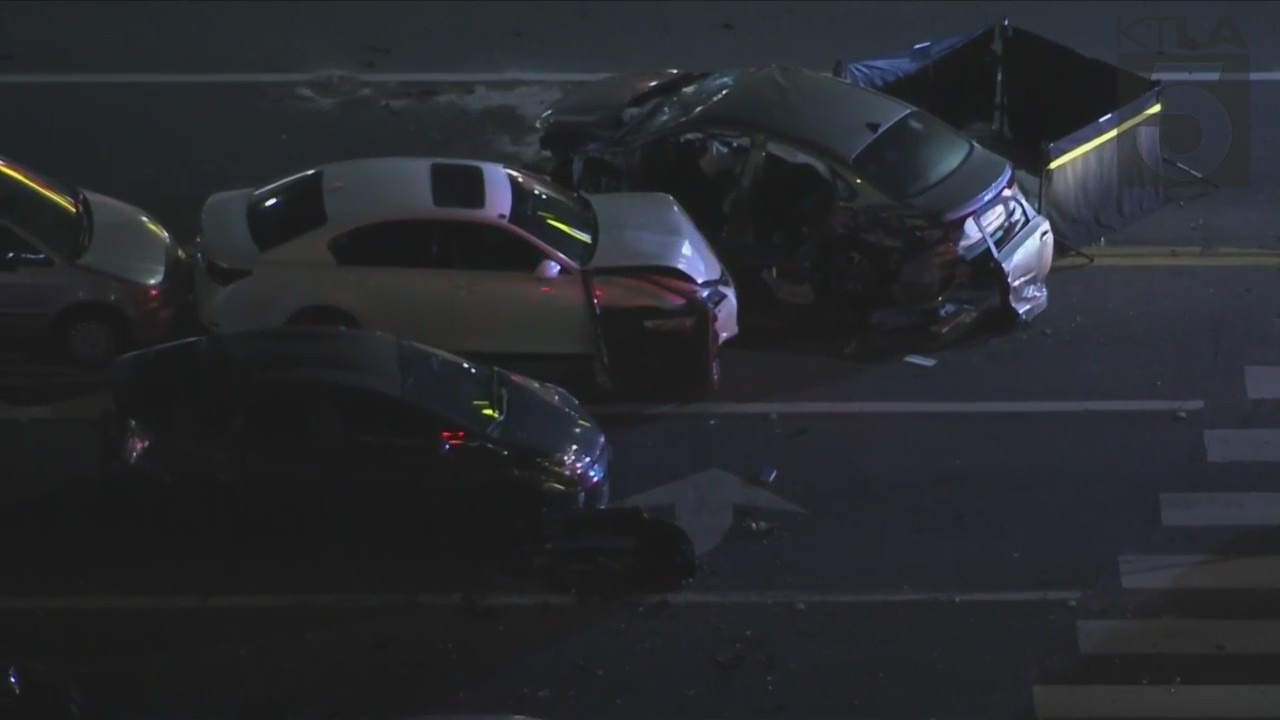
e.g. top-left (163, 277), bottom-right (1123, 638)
top-left (756, 466), bottom-right (778, 486)
top-left (903, 354), bottom-right (938, 368)
top-left (742, 518), bottom-right (776, 536)
top-left (1173, 410), bottom-right (1188, 420)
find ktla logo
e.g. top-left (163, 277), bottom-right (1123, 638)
top-left (1117, 16), bottom-right (1250, 187)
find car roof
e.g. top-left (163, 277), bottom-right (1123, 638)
top-left (682, 66), bottom-right (915, 162)
top-left (113, 328), bottom-right (404, 402)
top-left (300, 157), bottom-right (518, 226)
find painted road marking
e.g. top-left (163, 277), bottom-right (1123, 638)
top-left (1204, 429), bottom-right (1280, 463)
top-left (591, 400), bottom-right (1204, 416)
top-left (1033, 684), bottom-right (1280, 719)
top-left (0, 589), bottom-right (1082, 611)
top-left (1160, 492), bottom-right (1280, 526)
top-left (1245, 366), bottom-right (1280, 399)
top-left (1119, 555), bottom-right (1280, 590)
top-left (0, 70), bottom-right (1278, 84)
top-left (624, 468), bottom-right (805, 555)
top-left (1078, 619), bottom-right (1280, 655)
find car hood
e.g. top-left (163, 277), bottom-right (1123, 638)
top-left (583, 192), bottom-right (724, 283)
top-left (540, 70), bottom-right (689, 128)
top-left (909, 144), bottom-right (1013, 219)
top-left (77, 190), bottom-right (174, 285)
top-left (498, 372), bottom-right (605, 464)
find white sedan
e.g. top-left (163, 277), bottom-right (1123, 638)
top-left (192, 157), bottom-right (738, 394)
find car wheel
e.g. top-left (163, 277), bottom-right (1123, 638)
top-left (58, 311), bottom-right (126, 369)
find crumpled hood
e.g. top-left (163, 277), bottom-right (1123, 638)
top-left (541, 70), bottom-right (689, 129)
top-left (77, 190), bottom-right (173, 285)
top-left (584, 193), bottom-right (724, 284)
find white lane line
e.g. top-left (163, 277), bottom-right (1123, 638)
top-left (0, 589), bottom-right (1081, 611)
top-left (1033, 685), bottom-right (1280, 719)
top-left (1078, 619), bottom-right (1280, 655)
top-left (1245, 366), bottom-right (1280, 400)
top-left (590, 400), bottom-right (1204, 416)
top-left (0, 72), bottom-right (614, 85)
top-left (1153, 71), bottom-right (1280, 82)
top-left (1160, 492), bottom-right (1280, 526)
top-left (1205, 429), bottom-right (1280, 463)
top-left (1119, 555), bottom-right (1280, 590)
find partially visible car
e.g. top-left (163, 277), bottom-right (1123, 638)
top-left (0, 156), bottom-right (189, 367)
top-left (536, 66), bottom-right (1054, 332)
top-left (192, 157), bottom-right (737, 396)
top-left (102, 327), bottom-right (612, 530)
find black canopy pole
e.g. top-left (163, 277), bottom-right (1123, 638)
top-left (994, 17), bottom-right (1009, 136)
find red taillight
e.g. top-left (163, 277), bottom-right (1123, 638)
top-left (204, 259), bottom-right (252, 287)
top-left (441, 431), bottom-right (466, 447)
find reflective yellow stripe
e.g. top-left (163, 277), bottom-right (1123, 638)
top-left (0, 161), bottom-right (76, 213)
top-left (1046, 103), bottom-right (1162, 171)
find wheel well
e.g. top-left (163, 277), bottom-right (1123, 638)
top-left (51, 302), bottom-right (131, 343)
top-left (285, 306), bottom-right (361, 328)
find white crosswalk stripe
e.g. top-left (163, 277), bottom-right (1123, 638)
top-left (1031, 365), bottom-right (1280, 718)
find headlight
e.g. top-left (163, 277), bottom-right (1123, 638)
top-left (538, 448), bottom-right (606, 487)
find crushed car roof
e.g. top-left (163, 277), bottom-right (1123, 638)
top-left (687, 65), bottom-right (915, 162)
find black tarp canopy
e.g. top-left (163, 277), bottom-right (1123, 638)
top-left (833, 21), bottom-right (1165, 248)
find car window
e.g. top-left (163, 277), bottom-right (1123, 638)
top-left (0, 158), bottom-right (84, 259)
top-left (504, 169), bottom-right (597, 266)
top-left (849, 110), bottom-right (974, 199)
top-left (246, 169), bottom-right (329, 252)
top-left (328, 220), bottom-right (455, 269)
top-left (235, 384), bottom-right (341, 455)
top-left (442, 220), bottom-right (547, 273)
top-left (398, 340), bottom-right (502, 435)
top-left (331, 386), bottom-right (442, 440)
top-left (0, 224), bottom-right (36, 254)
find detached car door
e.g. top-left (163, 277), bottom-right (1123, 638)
top-left (439, 219), bottom-right (595, 357)
top-left (325, 219), bottom-right (464, 346)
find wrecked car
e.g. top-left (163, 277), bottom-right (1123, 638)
top-left (536, 66), bottom-right (1054, 332)
top-left (193, 157), bottom-right (736, 397)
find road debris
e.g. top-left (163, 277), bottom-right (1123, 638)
top-left (903, 354), bottom-right (938, 368)
top-left (1173, 410), bottom-right (1188, 420)
top-left (756, 466), bottom-right (778, 486)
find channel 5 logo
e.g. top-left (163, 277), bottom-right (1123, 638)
top-left (1117, 16), bottom-right (1250, 187)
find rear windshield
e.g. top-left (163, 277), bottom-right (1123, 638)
top-left (398, 341), bottom-right (500, 434)
top-left (246, 169), bottom-right (328, 251)
top-left (849, 110), bottom-right (974, 199)
top-left (0, 158), bottom-right (85, 259)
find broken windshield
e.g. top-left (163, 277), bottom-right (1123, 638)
top-left (623, 71), bottom-right (745, 138)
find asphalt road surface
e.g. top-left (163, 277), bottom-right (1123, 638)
top-left (5, 265), bottom-right (1280, 719)
top-left (6, 4), bottom-right (1280, 719)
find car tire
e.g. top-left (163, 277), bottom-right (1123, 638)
top-left (56, 309), bottom-right (127, 369)
top-left (284, 308), bottom-right (360, 329)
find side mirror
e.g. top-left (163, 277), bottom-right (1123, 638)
top-left (534, 259), bottom-right (562, 280)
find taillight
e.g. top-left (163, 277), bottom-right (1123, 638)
top-left (122, 419), bottom-right (153, 465)
top-left (204, 259), bottom-right (253, 287)
top-left (132, 284), bottom-right (165, 308)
